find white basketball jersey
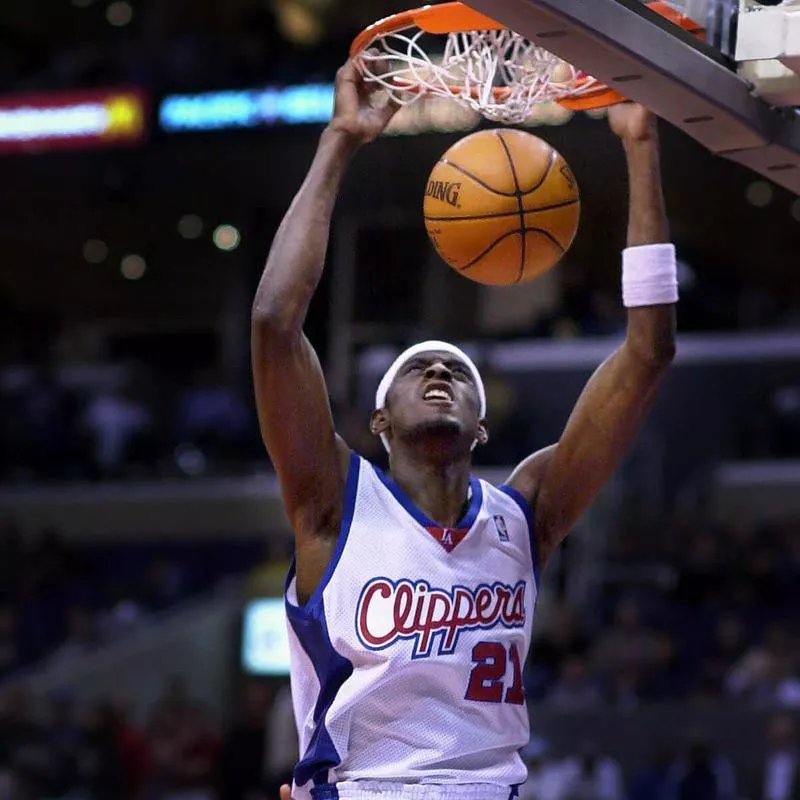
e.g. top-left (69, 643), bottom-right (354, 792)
top-left (285, 453), bottom-right (540, 800)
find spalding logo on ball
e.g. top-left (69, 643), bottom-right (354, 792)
top-left (423, 128), bottom-right (580, 286)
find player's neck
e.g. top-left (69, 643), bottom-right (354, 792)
top-left (389, 452), bottom-right (472, 529)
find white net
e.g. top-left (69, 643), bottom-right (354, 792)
top-left (357, 26), bottom-right (601, 125)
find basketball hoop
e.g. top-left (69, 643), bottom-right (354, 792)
top-left (350, 2), bottom-right (705, 125)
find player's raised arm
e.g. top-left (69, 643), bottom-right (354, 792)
top-left (506, 103), bottom-right (677, 566)
top-left (251, 61), bottom-right (398, 568)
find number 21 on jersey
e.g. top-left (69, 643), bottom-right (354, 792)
top-left (465, 641), bottom-right (525, 704)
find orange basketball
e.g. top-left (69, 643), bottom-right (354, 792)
top-left (423, 129), bottom-right (580, 286)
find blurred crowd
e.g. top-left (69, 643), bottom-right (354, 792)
top-left (0, 523), bottom-right (261, 678)
top-left (0, 675), bottom-right (296, 800)
top-left (0, 365), bottom-right (263, 484)
top-left (525, 518), bottom-right (800, 710)
top-left (517, 714), bottom-right (799, 800)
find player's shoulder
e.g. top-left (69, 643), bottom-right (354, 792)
top-left (481, 476), bottom-right (532, 512)
top-left (474, 478), bottom-right (537, 543)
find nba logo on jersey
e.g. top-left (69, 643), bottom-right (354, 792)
top-left (493, 515), bottom-right (509, 542)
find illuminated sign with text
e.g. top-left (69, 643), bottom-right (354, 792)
top-left (0, 88), bottom-right (147, 153)
top-left (159, 84), bottom-right (336, 132)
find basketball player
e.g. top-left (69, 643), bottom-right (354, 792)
top-left (253, 59), bottom-right (676, 800)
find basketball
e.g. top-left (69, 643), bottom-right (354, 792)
top-left (423, 129), bottom-right (580, 286)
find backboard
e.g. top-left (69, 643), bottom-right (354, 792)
top-left (464, 0), bottom-right (800, 195)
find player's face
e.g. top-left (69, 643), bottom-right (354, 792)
top-left (376, 351), bottom-right (487, 449)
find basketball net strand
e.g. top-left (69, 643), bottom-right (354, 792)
top-left (358, 27), bottom-right (601, 124)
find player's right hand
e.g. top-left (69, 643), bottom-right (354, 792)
top-left (279, 784), bottom-right (294, 800)
top-left (608, 102), bottom-right (657, 144)
top-left (328, 58), bottom-right (400, 145)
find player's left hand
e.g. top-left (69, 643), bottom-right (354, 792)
top-left (608, 102), bottom-right (657, 143)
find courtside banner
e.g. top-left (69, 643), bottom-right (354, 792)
top-left (0, 88), bottom-right (148, 153)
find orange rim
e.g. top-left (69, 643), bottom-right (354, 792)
top-left (350, 3), bottom-right (503, 58)
top-left (351, 0), bottom-right (706, 111)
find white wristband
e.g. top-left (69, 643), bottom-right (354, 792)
top-left (622, 244), bottom-right (679, 308)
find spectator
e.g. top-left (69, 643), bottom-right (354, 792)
top-left (49, 605), bottom-right (98, 664)
top-left (112, 698), bottom-right (152, 800)
top-left (606, 664), bottom-right (646, 709)
top-left (42, 689), bottom-right (83, 800)
top-left (0, 520), bottom-right (23, 597)
top-left (267, 681), bottom-right (298, 794)
top-left (81, 378), bottom-right (154, 478)
top-left (726, 622), bottom-right (797, 699)
top-left (673, 535), bottom-right (726, 610)
top-left (7, 365), bottom-right (82, 481)
top-left (31, 526), bottom-right (75, 592)
top-left (150, 678), bottom-right (216, 800)
top-left (518, 737), bottom-right (567, 800)
top-left (0, 686), bottom-right (48, 800)
top-left (590, 598), bottom-right (662, 686)
top-left (530, 603), bottom-right (591, 679)
top-left (649, 632), bottom-right (683, 700)
top-left (765, 656), bottom-right (800, 709)
top-left (767, 382), bottom-right (800, 458)
top-left (698, 613), bottom-right (750, 692)
top-left (217, 680), bottom-right (271, 800)
top-left (745, 541), bottom-right (787, 612)
top-left (0, 692), bottom-right (15, 796)
top-left (155, 675), bottom-right (194, 723)
top-left (545, 656), bottom-right (603, 711)
top-left (782, 527), bottom-right (800, 608)
top-left (149, 703), bottom-right (183, 797)
top-left (174, 369), bottom-right (250, 467)
top-left (628, 745), bottom-right (675, 800)
top-left (162, 705), bottom-right (219, 800)
top-left (667, 733), bottom-right (737, 800)
top-left (686, 676), bottom-right (724, 708)
top-left (73, 702), bottom-right (124, 800)
top-left (759, 714), bottom-right (800, 800)
top-left (98, 582), bottom-right (147, 642)
top-left (0, 605), bottom-right (20, 678)
top-left (141, 558), bottom-right (187, 614)
top-left (723, 519), bottom-right (761, 555)
top-left (558, 742), bottom-right (624, 800)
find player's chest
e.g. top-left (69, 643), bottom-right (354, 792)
top-left (332, 524), bottom-right (532, 649)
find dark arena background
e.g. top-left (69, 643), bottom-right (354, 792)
top-left (1, 1), bottom-right (800, 799)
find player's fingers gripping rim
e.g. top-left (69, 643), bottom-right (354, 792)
top-left (335, 55), bottom-right (398, 121)
top-left (332, 61), bottom-right (362, 121)
top-left (357, 49), bottom-right (395, 100)
top-left (375, 91), bottom-right (402, 127)
top-left (356, 50), bottom-right (402, 132)
top-left (335, 58), bottom-right (362, 87)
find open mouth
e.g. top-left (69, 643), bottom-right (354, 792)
top-left (423, 385), bottom-right (453, 403)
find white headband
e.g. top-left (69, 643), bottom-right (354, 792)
top-left (374, 340), bottom-right (487, 453)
